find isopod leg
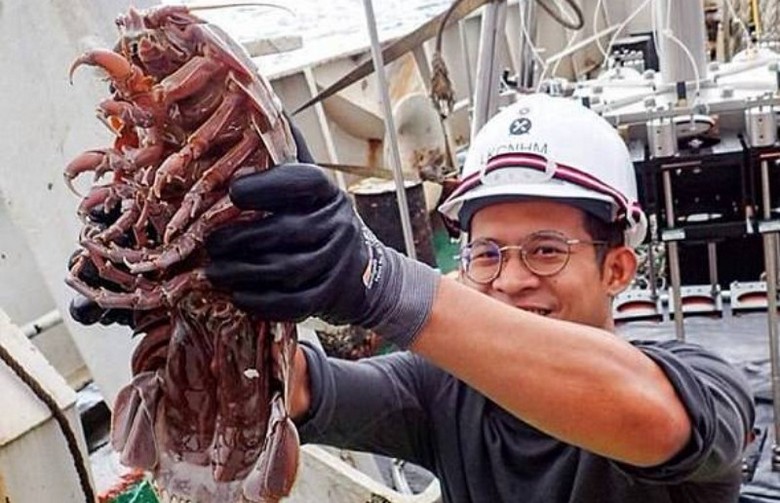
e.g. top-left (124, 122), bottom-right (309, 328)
top-left (151, 89), bottom-right (245, 197)
top-left (164, 131), bottom-right (260, 243)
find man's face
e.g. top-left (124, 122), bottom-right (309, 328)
top-left (462, 200), bottom-right (634, 330)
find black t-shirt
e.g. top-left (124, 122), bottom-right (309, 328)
top-left (298, 339), bottom-right (755, 503)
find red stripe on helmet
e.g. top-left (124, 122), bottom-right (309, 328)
top-left (447, 152), bottom-right (640, 222)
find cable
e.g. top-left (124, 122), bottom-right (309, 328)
top-left (661, 28), bottom-right (702, 101)
top-left (593, 0), bottom-right (608, 61)
top-left (550, 23), bottom-right (581, 78)
top-left (650, 0), bottom-right (664, 66)
top-left (540, 0), bottom-right (581, 86)
top-left (656, 0), bottom-right (703, 103)
top-left (535, 0), bottom-right (584, 31)
top-left (0, 342), bottom-right (95, 503)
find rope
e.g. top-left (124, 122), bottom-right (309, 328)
top-left (0, 342), bottom-right (95, 502)
top-left (188, 2), bottom-right (295, 16)
top-left (430, 0), bottom-right (463, 119)
top-left (429, 0), bottom-right (465, 173)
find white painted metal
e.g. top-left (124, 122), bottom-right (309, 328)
top-left (0, 200), bottom-right (87, 388)
top-left (410, 45), bottom-right (458, 171)
top-left (613, 289), bottom-right (664, 322)
top-left (286, 445), bottom-right (441, 503)
top-left (0, 0), bottom-right (161, 405)
top-left (516, 0), bottom-right (537, 88)
top-left (299, 57), bottom-right (387, 140)
top-left (362, 0), bottom-right (418, 260)
top-left (459, 20), bottom-right (476, 112)
top-left (654, 0), bottom-right (708, 85)
top-left (303, 66), bottom-right (348, 190)
top-left (544, 24), bottom-right (621, 69)
top-left (244, 35), bottom-right (303, 57)
top-left (0, 309), bottom-right (92, 502)
top-left (471, 2), bottom-right (508, 137)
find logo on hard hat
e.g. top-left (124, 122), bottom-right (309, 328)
top-left (509, 117), bottom-right (532, 135)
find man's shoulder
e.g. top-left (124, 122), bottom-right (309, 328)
top-left (629, 338), bottom-right (728, 361)
top-left (628, 338), bottom-right (747, 381)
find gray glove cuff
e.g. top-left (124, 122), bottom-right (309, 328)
top-left (360, 244), bottom-right (440, 349)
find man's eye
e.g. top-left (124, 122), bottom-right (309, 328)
top-left (472, 250), bottom-right (499, 261)
top-left (530, 244), bottom-right (566, 256)
top-left (469, 245), bottom-right (500, 262)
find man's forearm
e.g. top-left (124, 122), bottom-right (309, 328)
top-left (410, 277), bottom-right (692, 467)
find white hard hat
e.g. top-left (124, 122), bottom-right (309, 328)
top-left (439, 94), bottom-right (647, 248)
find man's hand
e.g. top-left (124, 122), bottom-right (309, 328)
top-left (205, 164), bottom-right (440, 349)
top-left (69, 286), bottom-right (134, 327)
top-left (67, 212), bottom-right (135, 328)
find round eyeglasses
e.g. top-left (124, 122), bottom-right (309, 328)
top-left (459, 231), bottom-right (607, 284)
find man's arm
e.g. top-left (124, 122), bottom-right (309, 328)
top-left (411, 277), bottom-right (692, 468)
top-left (206, 164), bottom-right (749, 472)
top-left (284, 341), bottom-right (437, 468)
top-left (288, 346), bottom-right (311, 422)
top-left (283, 277), bottom-right (691, 468)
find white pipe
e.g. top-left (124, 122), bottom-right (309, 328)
top-left (21, 310), bottom-right (63, 340)
top-left (654, 0), bottom-right (708, 86)
top-left (459, 20), bottom-right (476, 112)
top-left (361, 0), bottom-right (417, 260)
top-left (544, 23), bottom-right (620, 67)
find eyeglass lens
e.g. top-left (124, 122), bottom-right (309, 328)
top-left (462, 232), bottom-right (572, 283)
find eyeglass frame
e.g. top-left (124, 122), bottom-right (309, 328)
top-left (458, 230), bottom-right (609, 284)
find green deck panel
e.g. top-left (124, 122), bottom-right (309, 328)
top-left (111, 481), bottom-right (158, 503)
top-left (433, 227), bottom-right (460, 274)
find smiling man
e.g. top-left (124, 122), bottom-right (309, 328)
top-left (205, 94), bottom-right (755, 502)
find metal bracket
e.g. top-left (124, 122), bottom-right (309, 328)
top-left (661, 228), bottom-right (686, 242)
top-left (614, 289), bottom-right (664, 322)
top-left (730, 281), bottom-right (773, 313)
top-left (758, 220), bottom-right (780, 234)
top-left (668, 285), bottom-right (724, 319)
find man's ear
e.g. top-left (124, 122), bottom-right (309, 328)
top-left (601, 246), bottom-right (638, 296)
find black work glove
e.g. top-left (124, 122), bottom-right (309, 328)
top-left (205, 164), bottom-right (440, 349)
top-left (68, 259), bottom-right (135, 327)
top-left (67, 205), bottom-right (135, 328)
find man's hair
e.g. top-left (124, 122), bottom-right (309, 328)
top-left (582, 213), bottom-right (625, 267)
